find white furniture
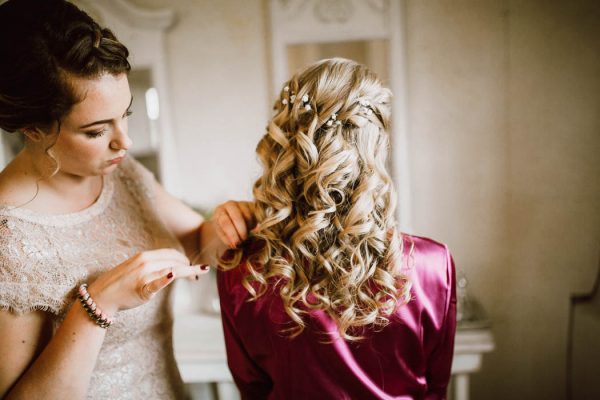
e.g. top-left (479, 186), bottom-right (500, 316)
top-left (174, 313), bottom-right (232, 384)
top-left (451, 329), bottom-right (495, 400)
top-left (174, 312), bottom-right (494, 400)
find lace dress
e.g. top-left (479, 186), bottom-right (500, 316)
top-left (0, 157), bottom-right (188, 399)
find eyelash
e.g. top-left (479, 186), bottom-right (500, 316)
top-left (84, 110), bottom-right (132, 139)
top-left (85, 129), bottom-right (107, 139)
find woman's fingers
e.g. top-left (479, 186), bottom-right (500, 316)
top-left (141, 264), bottom-right (210, 299)
top-left (141, 274), bottom-right (174, 299)
top-left (238, 201), bottom-right (256, 227)
top-left (144, 264), bottom-right (210, 285)
top-left (214, 200), bottom-right (259, 248)
top-left (215, 205), bottom-right (242, 247)
top-left (129, 257), bottom-right (190, 276)
top-left (223, 201), bottom-right (249, 241)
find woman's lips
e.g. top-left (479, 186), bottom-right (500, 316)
top-left (108, 156), bottom-right (125, 165)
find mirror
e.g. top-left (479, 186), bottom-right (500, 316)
top-left (287, 39), bottom-right (389, 84)
top-left (269, 0), bottom-right (412, 231)
top-left (127, 68), bottom-right (161, 180)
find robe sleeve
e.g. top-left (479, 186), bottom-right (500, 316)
top-left (425, 246), bottom-right (457, 399)
top-left (217, 269), bottom-right (272, 399)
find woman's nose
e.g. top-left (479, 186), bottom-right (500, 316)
top-left (110, 128), bottom-right (133, 151)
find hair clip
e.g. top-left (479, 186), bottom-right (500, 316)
top-left (326, 113), bottom-right (342, 127)
top-left (301, 94), bottom-right (311, 111)
top-left (359, 99), bottom-right (374, 116)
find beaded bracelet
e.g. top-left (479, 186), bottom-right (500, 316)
top-left (77, 284), bottom-right (112, 329)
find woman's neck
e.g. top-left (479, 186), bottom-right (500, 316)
top-left (0, 149), bottom-right (103, 213)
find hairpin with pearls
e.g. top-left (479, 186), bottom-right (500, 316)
top-left (281, 86), bottom-right (291, 105)
top-left (281, 86), bottom-right (312, 111)
top-left (324, 99), bottom-right (374, 128)
top-left (326, 113), bottom-right (342, 127)
top-left (359, 99), bottom-right (374, 115)
top-left (301, 94), bottom-right (311, 111)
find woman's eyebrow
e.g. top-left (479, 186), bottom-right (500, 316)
top-left (77, 96), bottom-right (134, 129)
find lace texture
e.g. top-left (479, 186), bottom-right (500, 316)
top-left (0, 157), bottom-right (187, 399)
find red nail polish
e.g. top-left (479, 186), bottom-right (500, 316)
top-left (167, 272), bottom-right (173, 279)
top-left (200, 265), bottom-right (209, 271)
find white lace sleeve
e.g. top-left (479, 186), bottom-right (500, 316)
top-left (0, 217), bottom-right (79, 315)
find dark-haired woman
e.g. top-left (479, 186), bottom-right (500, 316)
top-left (0, 0), bottom-right (252, 398)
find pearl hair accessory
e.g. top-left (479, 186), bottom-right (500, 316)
top-left (301, 94), bottom-right (311, 111)
top-left (282, 86), bottom-right (290, 105)
top-left (359, 99), bottom-right (374, 115)
top-left (280, 86), bottom-right (311, 111)
top-left (326, 113), bottom-right (342, 127)
top-left (279, 85), bottom-right (377, 128)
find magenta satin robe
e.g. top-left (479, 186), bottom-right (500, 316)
top-left (217, 235), bottom-right (457, 400)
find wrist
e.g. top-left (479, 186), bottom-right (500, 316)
top-left (86, 284), bottom-right (118, 317)
top-left (77, 284), bottom-right (113, 328)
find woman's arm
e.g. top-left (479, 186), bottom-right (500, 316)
top-left (0, 304), bottom-right (108, 399)
top-left (0, 249), bottom-right (205, 399)
top-left (153, 181), bottom-right (254, 265)
top-left (0, 311), bottom-right (51, 396)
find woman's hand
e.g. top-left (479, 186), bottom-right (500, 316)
top-left (212, 200), bottom-right (256, 248)
top-left (87, 248), bottom-right (208, 315)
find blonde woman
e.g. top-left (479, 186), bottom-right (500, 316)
top-left (218, 58), bottom-right (457, 399)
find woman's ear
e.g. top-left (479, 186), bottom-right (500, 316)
top-left (21, 127), bottom-right (44, 142)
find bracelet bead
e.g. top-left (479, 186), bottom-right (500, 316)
top-left (77, 284), bottom-right (112, 329)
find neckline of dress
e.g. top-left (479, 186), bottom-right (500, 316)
top-left (0, 174), bottom-right (114, 227)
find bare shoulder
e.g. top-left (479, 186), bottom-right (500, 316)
top-left (0, 161), bottom-right (37, 207)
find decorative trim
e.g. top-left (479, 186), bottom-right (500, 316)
top-left (313, 0), bottom-right (354, 24)
top-left (365, 0), bottom-right (386, 12)
top-left (76, 0), bottom-right (175, 31)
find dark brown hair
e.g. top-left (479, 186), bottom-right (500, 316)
top-left (0, 0), bottom-right (131, 133)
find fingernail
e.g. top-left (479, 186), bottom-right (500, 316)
top-left (195, 274), bottom-right (199, 280)
top-left (167, 272), bottom-right (174, 279)
top-left (200, 264), bottom-right (210, 271)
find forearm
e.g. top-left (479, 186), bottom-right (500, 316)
top-left (5, 303), bottom-right (107, 399)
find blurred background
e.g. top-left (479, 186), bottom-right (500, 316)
top-left (1, 1), bottom-right (598, 399)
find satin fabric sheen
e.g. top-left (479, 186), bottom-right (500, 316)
top-left (217, 235), bottom-right (457, 400)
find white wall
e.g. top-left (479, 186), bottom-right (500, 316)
top-left (406, 1), bottom-right (600, 399)
top-left (132, 0), bottom-right (271, 212)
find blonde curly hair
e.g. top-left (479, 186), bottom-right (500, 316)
top-left (220, 58), bottom-right (412, 341)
